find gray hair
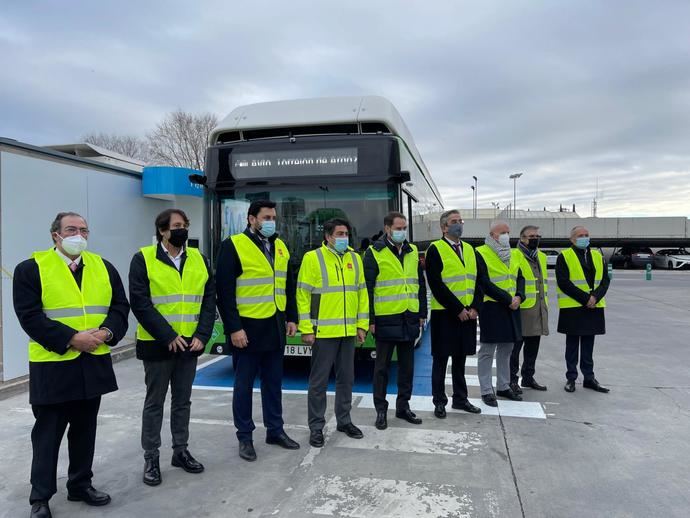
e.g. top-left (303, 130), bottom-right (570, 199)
top-left (490, 220), bottom-right (509, 233)
top-left (50, 212), bottom-right (86, 242)
top-left (520, 225), bottom-right (540, 237)
top-left (570, 225), bottom-right (587, 238)
top-left (439, 209), bottom-right (460, 228)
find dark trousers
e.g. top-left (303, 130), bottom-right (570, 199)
top-left (510, 335), bottom-right (542, 384)
top-left (372, 340), bottom-right (415, 413)
top-left (232, 348), bottom-right (285, 442)
top-left (30, 396), bottom-right (101, 503)
top-left (431, 354), bottom-right (468, 406)
top-left (565, 334), bottom-right (595, 381)
top-left (142, 356), bottom-right (197, 459)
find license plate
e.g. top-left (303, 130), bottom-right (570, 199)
top-left (284, 345), bottom-right (312, 356)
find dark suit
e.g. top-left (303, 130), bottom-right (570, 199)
top-left (13, 250), bottom-right (129, 504)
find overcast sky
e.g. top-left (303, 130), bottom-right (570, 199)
top-left (2, 1), bottom-right (689, 217)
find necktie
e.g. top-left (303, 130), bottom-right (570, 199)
top-left (69, 262), bottom-right (78, 272)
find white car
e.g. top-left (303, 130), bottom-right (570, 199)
top-left (654, 248), bottom-right (690, 270)
top-left (542, 249), bottom-right (559, 268)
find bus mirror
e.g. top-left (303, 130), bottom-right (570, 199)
top-left (398, 170), bottom-right (411, 183)
top-left (189, 174), bottom-right (207, 185)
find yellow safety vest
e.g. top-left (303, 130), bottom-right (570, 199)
top-left (297, 244), bottom-right (369, 338)
top-left (371, 243), bottom-right (420, 316)
top-left (476, 245), bottom-right (522, 302)
top-left (428, 240), bottom-right (478, 309)
top-left (29, 249), bottom-right (112, 362)
top-left (557, 248), bottom-right (607, 309)
top-left (519, 250), bottom-right (549, 309)
top-left (231, 233), bottom-right (289, 318)
top-left (136, 245), bottom-right (209, 340)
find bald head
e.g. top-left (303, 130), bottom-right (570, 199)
top-left (570, 226), bottom-right (589, 239)
top-left (489, 220), bottom-right (510, 239)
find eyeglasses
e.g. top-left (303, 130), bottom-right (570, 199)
top-left (62, 226), bottom-right (90, 236)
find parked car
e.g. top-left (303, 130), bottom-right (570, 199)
top-left (653, 248), bottom-right (690, 270)
top-left (610, 246), bottom-right (654, 269)
top-left (542, 249), bottom-right (559, 268)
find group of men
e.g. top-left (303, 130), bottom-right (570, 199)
top-left (13, 203), bottom-right (611, 518)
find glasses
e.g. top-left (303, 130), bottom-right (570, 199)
top-left (62, 226), bottom-right (90, 236)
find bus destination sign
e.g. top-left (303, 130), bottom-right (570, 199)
top-left (230, 147), bottom-right (358, 178)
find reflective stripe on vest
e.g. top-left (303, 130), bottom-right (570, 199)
top-left (230, 233), bottom-right (289, 318)
top-left (557, 248), bottom-right (607, 309)
top-left (29, 249), bottom-right (112, 362)
top-left (519, 251), bottom-right (549, 309)
top-left (136, 245), bottom-right (209, 340)
top-left (371, 244), bottom-right (420, 316)
top-left (429, 240), bottom-right (478, 309)
top-left (476, 245), bottom-right (521, 302)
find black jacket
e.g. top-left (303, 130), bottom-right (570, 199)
top-left (129, 245), bottom-right (216, 361)
top-left (13, 253), bottom-right (130, 405)
top-left (215, 228), bottom-right (298, 353)
top-left (363, 237), bottom-right (428, 343)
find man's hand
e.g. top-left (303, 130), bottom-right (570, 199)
top-left (169, 335), bottom-right (189, 353)
top-left (69, 331), bottom-right (102, 352)
top-left (230, 330), bottom-right (249, 348)
top-left (189, 337), bottom-right (205, 352)
top-left (88, 328), bottom-right (109, 344)
top-left (586, 295), bottom-right (597, 309)
top-left (467, 308), bottom-right (478, 320)
top-left (369, 324), bottom-right (376, 335)
top-left (419, 318), bottom-right (427, 328)
top-left (458, 309), bottom-right (470, 322)
top-left (286, 322), bottom-right (297, 337)
top-left (509, 296), bottom-right (522, 311)
top-left (301, 333), bottom-right (315, 345)
top-left (356, 328), bottom-right (367, 344)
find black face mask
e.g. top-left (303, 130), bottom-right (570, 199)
top-left (527, 238), bottom-right (540, 250)
top-left (168, 228), bottom-right (188, 247)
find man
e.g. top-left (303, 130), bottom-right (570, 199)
top-left (364, 211), bottom-right (427, 430)
top-left (425, 209), bottom-right (482, 418)
top-left (216, 200), bottom-right (300, 462)
top-left (510, 225), bottom-right (549, 394)
top-left (13, 212), bottom-right (129, 518)
top-left (475, 221), bottom-right (525, 407)
top-left (129, 209), bottom-right (216, 485)
top-left (298, 218), bottom-right (369, 447)
top-left (556, 226), bottom-right (611, 393)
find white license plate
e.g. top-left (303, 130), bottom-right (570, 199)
top-left (284, 345), bottom-right (312, 356)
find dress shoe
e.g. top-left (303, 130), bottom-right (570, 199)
top-left (336, 423), bottom-right (364, 439)
top-left (375, 411), bottom-right (388, 430)
top-left (564, 380), bottom-right (576, 392)
top-left (171, 449), bottom-right (204, 473)
top-left (238, 441), bottom-right (257, 461)
top-left (67, 486), bottom-right (111, 506)
top-left (30, 501), bottom-right (52, 518)
top-left (583, 378), bottom-right (610, 393)
top-left (434, 404), bottom-right (447, 419)
top-left (510, 382), bottom-right (523, 395)
top-left (481, 394), bottom-right (498, 407)
top-left (309, 430), bottom-right (324, 448)
top-left (143, 457), bottom-right (161, 486)
top-left (521, 378), bottom-right (547, 391)
top-left (452, 400), bottom-right (482, 414)
top-left (266, 432), bottom-right (300, 449)
top-left (496, 389), bottom-right (523, 401)
top-left (395, 409), bottom-right (422, 425)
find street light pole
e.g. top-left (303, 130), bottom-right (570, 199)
top-left (472, 175), bottom-right (478, 219)
top-left (509, 173), bottom-right (523, 219)
top-left (470, 185), bottom-right (475, 219)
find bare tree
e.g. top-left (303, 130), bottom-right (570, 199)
top-left (147, 110), bottom-right (218, 171)
top-left (82, 132), bottom-right (150, 162)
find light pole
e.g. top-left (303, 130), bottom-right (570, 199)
top-left (491, 201), bottom-right (500, 219)
top-left (472, 175), bottom-right (478, 219)
top-left (470, 185), bottom-right (475, 219)
top-left (509, 173), bottom-right (523, 219)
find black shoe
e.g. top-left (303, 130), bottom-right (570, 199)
top-left (521, 378), bottom-right (547, 391)
top-left (238, 441), bottom-right (257, 461)
top-left (583, 379), bottom-right (610, 393)
top-left (452, 400), bottom-right (482, 414)
top-left (171, 449), bottom-right (204, 473)
top-left (564, 380), bottom-right (576, 392)
top-left (30, 502), bottom-right (52, 518)
top-left (143, 457), bottom-right (161, 486)
top-left (266, 432), bottom-right (300, 450)
top-left (434, 404), bottom-right (447, 419)
top-left (375, 411), bottom-right (388, 430)
top-left (510, 382), bottom-right (523, 395)
top-left (336, 423), bottom-right (364, 439)
top-left (309, 430), bottom-right (324, 448)
top-left (67, 486), bottom-right (111, 506)
top-left (395, 409), bottom-right (422, 425)
top-left (496, 389), bottom-right (523, 401)
top-left (481, 394), bottom-right (498, 407)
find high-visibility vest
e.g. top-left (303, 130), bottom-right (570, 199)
top-left (297, 244), bottom-right (369, 338)
top-left (230, 233), bottom-right (289, 318)
top-left (371, 243), bottom-right (420, 316)
top-left (519, 250), bottom-right (549, 309)
top-left (428, 240), bottom-right (477, 309)
top-left (29, 249), bottom-right (112, 362)
top-left (557, 247), bottom-right (607, 309)
top-left (136, 245), bottom-right (209, 340)
top-left (476, 245), bottom-right (522, 302)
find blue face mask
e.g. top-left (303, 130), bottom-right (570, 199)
top-left (391, 230), bottom-right (407, 244)
top-left (447, 223), bottom-right (463, 239)
top-left (575, 237), bottom-right (590, 249)
top-left (333, 237), bottom-right (349, 253)
top-left (259, 220), bottom-right (276, 238)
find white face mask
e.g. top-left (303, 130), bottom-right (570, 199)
top-left (60, 234), bottom-right (88, 255)
top-left (497, 233), bottom-right (511, 248)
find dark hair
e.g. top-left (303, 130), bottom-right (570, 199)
top-left (50, 212), bottom-right (86, 243)
top-left (323, 218), bottom-right (350, 238)
top-left (384, 211), bottom-right (406, 227)
top-left (248, 200), bottom-right (276, 218)
top-left (155, 209), bottom-right (189, 242)
top-left (520, 225), bottom-right (540, 237)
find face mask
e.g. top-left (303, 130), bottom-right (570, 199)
top-left (575, 237), bottom-right (590, 249)
top-left (333, 237), bottom-right (349, 253)
top-left (259, 220), bottom-right (276, 238)
top-left (391, 230), bottom-right (407, 244)
top-left (60, 234), bottom-right (88, 255)
top-left (168, 228), bottom-right (188, 247)
top-left (498, 233), bottom-right (511, 248)
top-left (447, 223), bottom-right (463, 239)
top-left (527, 238), bottom-right (540, 250)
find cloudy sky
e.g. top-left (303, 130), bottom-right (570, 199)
top-left (2, 1), bottom-right (689, 217)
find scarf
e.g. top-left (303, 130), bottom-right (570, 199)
top-left (518, 241), bottom-right (539, 262)
top-left (484, 236), bottom-right (512, 265)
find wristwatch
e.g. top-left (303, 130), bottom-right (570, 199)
top-left (99, 327), bottom-right (114, 342)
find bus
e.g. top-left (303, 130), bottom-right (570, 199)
top-left (198, 96), bottom-right (443, 357)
